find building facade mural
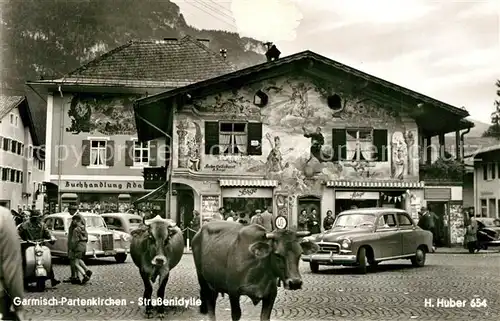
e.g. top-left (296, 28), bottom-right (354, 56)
top-left (173, 75), bottom-right (420, 197)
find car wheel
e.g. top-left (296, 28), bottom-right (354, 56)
top-left (309, 262), bottom-right (319, 273)
top-left (115, 253), bottom-right (127, 263)
top-left (357, 247), bottom-right (367, 274)
top-left (411, 247), bottom-right (426, 267)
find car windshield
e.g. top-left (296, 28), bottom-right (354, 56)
top-left (478, 219), bottom-right (500, 227)
top-left (333, 214), bottom-right (376, 228)
top-left (84, 216), bottom-right (106, 228)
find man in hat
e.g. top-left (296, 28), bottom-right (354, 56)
top-left (63, 204), bottom-right (82, 284)
top-left (17, 210), bottom-right (60, 287)
top-left (250, 209), bottom-right (264, 226)
top-left (418, 206), bottom-right (439, 248)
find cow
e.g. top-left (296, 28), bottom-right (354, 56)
top-left (130, 215), bottom-right (184, 317)
top-left (191, 221), bottom-right (319, 321)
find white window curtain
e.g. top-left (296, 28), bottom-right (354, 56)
top-left (346, 141), bottom-right (357, 160)
top-left (234, 134), bottom-right (247, 154)
top-left (219, 133), bottom-right (232, 154)
top-left (91, 149), bottom-right (99, 165)
top-left (361, 142), bottom-right (375, 160)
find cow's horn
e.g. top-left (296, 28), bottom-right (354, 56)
top-left (144, 215), bottom-right (164, 226)
top-left (296, 231), bottom-right (311, 237)
top-left (265, 232), bottom-right (275, 239)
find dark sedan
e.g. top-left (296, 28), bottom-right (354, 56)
top-left (476, 218), bottom-right (500, 249)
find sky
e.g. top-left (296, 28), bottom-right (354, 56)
top-left (172, 0), bottom-right (499, 124)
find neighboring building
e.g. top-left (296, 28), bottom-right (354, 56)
top-left (467, 144), bottom-right (500, 218)
top-left (0, 95), bottom-right (45, 210)
top-left (26, 36), bottom-right (233, 213)
top-left (134, 49), bottom-right (473, 245)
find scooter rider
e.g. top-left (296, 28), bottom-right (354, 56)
top-left (17, 210), bottom-right (60, 288)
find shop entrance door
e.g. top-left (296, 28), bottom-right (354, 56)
top-left (427, 202), bottom-right (448, 247)
top-left (176, 185), bottom-right (194, 245)
top-left (298, 195), bottom-right (321, 227)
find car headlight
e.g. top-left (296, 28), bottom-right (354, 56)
top-left (341, 239), bottom-right (351, 249)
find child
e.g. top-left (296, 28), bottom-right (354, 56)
top-left (71, 214), bottom-right (93, 284)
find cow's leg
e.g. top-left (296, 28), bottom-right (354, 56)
top-left (140, 270), bottom-right (154, 317)
top-left (197, 273), bottom-right (218, 320)
top-left (260, 287), bottom-right (277, 321)
top-left (156, 274), bottom-right (169, 317)
top-left (229, 294), bottom-right (242, 321)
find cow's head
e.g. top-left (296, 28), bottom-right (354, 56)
top-left (248, 229), bottom-right (318, 290)
top-left (144, 215), bottom-right (178, 276)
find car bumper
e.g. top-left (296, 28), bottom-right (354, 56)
top-left (86, 248), bottom-right (129, 257)
top-left (486, 240), bottom-right (500, 246)
top-left (302, 253), bottom-right (358, 265)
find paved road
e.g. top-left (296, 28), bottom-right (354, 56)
top-left (21, 253), bottom-right (500, 321)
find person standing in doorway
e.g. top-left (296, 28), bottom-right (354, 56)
top-left (298, 209), bottom-right (309, 231)
top-left (323, 210), bottom-right (335, 230)
top-left (308, 209), bottom-right (320, 234)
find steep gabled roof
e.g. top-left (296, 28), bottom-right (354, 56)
top-left (0, 95), bottom-right (40, 146)
top-left (66, 35), bottom-right (234, 83)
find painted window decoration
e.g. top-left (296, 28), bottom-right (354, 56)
top-left (346, 128), bottom-right (374, 161)
top-left (134, 141), bottom-right (150, 166)
top-left (90, 140), bottom-right (107, 166)
top-left (219, 122), bottom-right (247, 155)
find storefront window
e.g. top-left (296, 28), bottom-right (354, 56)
top-left (222, 197), bottom-right (272, 218)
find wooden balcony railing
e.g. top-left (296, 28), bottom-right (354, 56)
top-left (419, 158), bottom-right (465, 184)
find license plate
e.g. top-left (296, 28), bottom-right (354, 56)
top-left (104, 251), bottom-right (115, 255)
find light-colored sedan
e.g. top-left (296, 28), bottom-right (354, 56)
top-left (43, 212), bottom-right (131, 263)
top-left (302, 208), bottom-right (434, 274)
top-left (101, 213), bottom-right (142, 234)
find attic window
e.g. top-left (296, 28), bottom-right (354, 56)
top-left (327, 94), bottom-right (342, 110)
top-left (253, 90), bottom-right (269, 107)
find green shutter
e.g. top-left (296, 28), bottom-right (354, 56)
top-left (204, 121), bottom-right (219, 155)
top-left (247, 122), bottom-right (263, 155)
top-left (373, 129), bottom-right (388, 162)
top-left (332, 128), bottom-right (346, 161)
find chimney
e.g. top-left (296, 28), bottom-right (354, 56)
top-left (197, 38), bottom-right (210, 47)
top-left (219, 48), bottom-right (227, 60)
top-left (264, 42), bottom-right (281, 62)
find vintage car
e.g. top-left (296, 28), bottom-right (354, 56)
top-left (302, 208), bottom-right (434, 274)
top-left (476, 217), bottom-right (500, 249)
top-left (101, 213), bottom-right (142, 234)
top-left (43, 212), bottom-right (131, 263)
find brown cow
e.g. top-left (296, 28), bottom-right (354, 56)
top-left (191, 221), bottom-right (318, 321)
top-left (130, 215), bottom-right (184, 317)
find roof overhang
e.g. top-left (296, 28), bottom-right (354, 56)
top-left (466, 144), bottom-right (500, 159)
top-left (131, 50), bottom-right (469, 140)
top-left (15, 97), bottom-right (41, 147)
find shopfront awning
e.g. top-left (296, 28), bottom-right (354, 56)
top-left (219, 179), bottom-right (278, 187)
top-left (61, 193), bottom-right (78, 200)
top-left (133, 183), bottom-right (167, 205)
top-left (326, 181), bottom-right (425, 188)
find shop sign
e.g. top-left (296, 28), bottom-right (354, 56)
top-left (275, 215), bottom-right (288, 229)
top-left (222, 188), bottom-right (273, 198)
top-left (61, 180), bottom-right (145, 192)
top-left (336, 191), bottom-right (380, 200)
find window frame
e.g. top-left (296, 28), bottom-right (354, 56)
top-left (219, 122), bottom-right (248, 156)
top-left (133, 140), bottom-right (150, 167)
top-left (480, 199), bottom-right (488, 217)
top-left (345, 127), bottom-right (374, 161)
top-left (88, 139), bottom-right (108, 168)
top-left (53, 218), bottom-right (65, 231)
top-left (397, 213), bottom-right (414, 227)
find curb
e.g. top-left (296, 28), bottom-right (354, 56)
top-left (432, 250), bottom-right (499, 255)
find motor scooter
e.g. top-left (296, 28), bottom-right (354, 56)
top-left (21, 239), bottom-right (53, 291)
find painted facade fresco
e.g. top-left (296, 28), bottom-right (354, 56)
top-left (173, 75), bottom-right (420, 195)
top-left (66, 93), bottom-right (141, 135)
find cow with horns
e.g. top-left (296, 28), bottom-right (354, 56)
top-left (191, 221), bottom-right (319, 321)
top-left (130, 215), bottom-right (184, 317)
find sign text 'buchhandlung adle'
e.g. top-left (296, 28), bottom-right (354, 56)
top-left (64, 181), bottom-right (143, 190)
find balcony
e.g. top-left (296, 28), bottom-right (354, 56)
top-left (419, 158), bottom-right (465, 185)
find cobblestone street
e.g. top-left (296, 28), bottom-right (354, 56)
top-left (22, 252), bottom-right (500, 321)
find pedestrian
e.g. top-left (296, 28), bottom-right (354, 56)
top-left (298, 209), bottom-right (309, 231)
top-left (213, 208), bottom-right (224, 221)
top-left (418, 206), bottom-right (439, 247)
top-left (464, 211), bottom-right (478, 253)
top-left (260, 207), bottom-right (274, 232)
top-left (250, 210), bottom-right (264, 226)
top-left (308, 209), bottom-right (320, 234)
top-left (226, 210), bottom-right (236, 222)
top-left (0, 206), bottom-right (26, 321)
top-left (63, 204), bottom-right (80, 284)
top-left (323, 210), bottom-right (335, 230)
top-left (70, 214), bottom-right (92, 284)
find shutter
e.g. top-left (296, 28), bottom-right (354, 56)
top-left (373, 129), bottom-right (388, 162)
top-left (125, 140), bottom-right (134, 166)
top-left (204, 121), bottom-right (219, 155)
top-left (247, 122), bottom-right (263, 155)
top-left (149, 140), bottom-right (158, 166)
top-left (483, 165), bottom-right (488, 180)
top-left (106, 140), bottom-right (115, 166)
top-left (81, 140), bottom-right (91, 166)
top-left (332, 128), bottom-right (346, 161)
top-left (0, 136), bottom-right (2, 149)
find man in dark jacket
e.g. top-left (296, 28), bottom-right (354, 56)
top-left (418, 207), bottom-right (439, 247)
top-left (63, 204), bottom-right (81, 284)
top-left (17, 210), bottom-right (60, 287)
